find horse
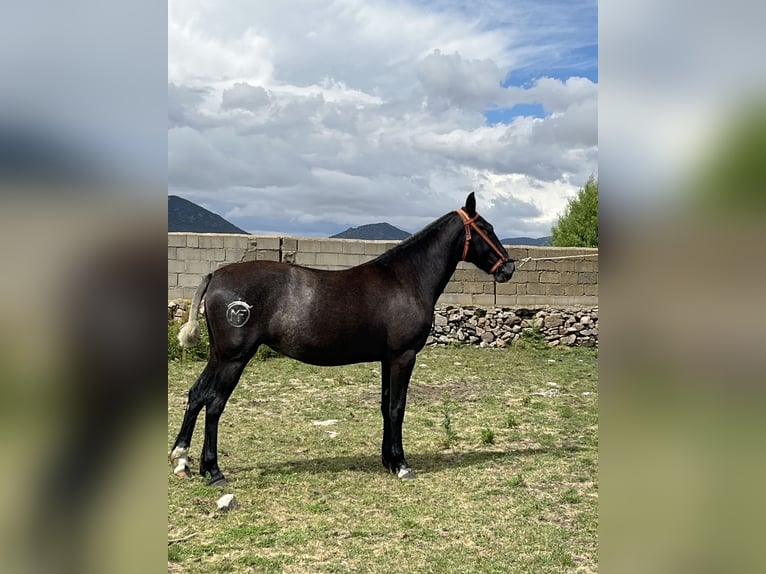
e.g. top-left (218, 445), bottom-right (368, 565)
top-left (169, 193), bottom-right (515, 485)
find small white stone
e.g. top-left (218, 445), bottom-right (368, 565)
top-left (216, 493), bottom-right (238, 512)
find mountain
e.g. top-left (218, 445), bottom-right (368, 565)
top-left (500, 236), bottom-right (552, 246)
top-left (168, 195), bottom-right (247, 234)
top-left (331, 223), bottom-right (411, 240)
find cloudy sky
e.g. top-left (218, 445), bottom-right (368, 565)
top-left (169, 0), bottom-right (597, 238)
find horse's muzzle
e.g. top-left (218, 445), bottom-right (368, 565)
top-left (494, 260), bottom-right (515, 283)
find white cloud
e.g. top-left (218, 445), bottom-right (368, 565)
top-left (168, 11), bottom-right (273, 87)
top-left (417, 50), bottom-right (508, 110)
top-left (506, 77), bottom-right (598, 113)
top-left (168, 0), bottom-right (597, 237)
top-left (221, 83), bottom-right (271, 111)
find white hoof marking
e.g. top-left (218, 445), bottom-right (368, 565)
top-left (170, 447), bottom-right (190, 476)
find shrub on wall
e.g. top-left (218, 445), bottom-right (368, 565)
top-left (551, 175), bottom-right (598, 248)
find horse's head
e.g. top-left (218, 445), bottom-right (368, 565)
top-left (456, 193), bottom-right (515, 283)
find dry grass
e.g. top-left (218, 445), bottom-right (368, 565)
top-left (168, 342), bottom-right (598, 573)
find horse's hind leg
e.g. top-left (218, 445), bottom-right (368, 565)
top-left (169, 359), bottom-right (218, 477)
top-left (199, 358), bottom-right (249, 486)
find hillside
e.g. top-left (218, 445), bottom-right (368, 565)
top-left (500, 236), bottom-right (551, 246)
top-left (331, 222), bottom-right (411, 240)
top-left (168, 195), bottom-right (247, 234)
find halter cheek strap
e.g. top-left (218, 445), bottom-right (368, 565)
top-left (456, 209), bottom-right (508, 274)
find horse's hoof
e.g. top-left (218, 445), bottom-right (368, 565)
top-left (397, 467), bottom-right (417, 480)
top-left (208, 474), bottom-right (229, 487)
top-left (174, 465), bottom-right (191, 478)
top-left (170, 447), bottom-right (191, 478)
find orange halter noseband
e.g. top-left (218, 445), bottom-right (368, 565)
top-left (455, 209), bottom-right (508, 274)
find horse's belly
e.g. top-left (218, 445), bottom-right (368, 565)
top-left (273, 339), bottom-right (382, 366)
top-left (268, 325), bottom-right (385, 366)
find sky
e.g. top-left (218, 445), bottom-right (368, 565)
top-left (168, 0), bottom-right (597, 238)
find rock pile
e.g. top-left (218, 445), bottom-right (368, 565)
top-left (427, 306), bottom-right (598, 348)
top-left (168, 299), bottom-right (207, 322)
top-left (168, 300), bottom-right (185, 321)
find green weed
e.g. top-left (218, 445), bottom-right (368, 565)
top-left (514, 326), bottom-right (547, 350)
top-left (508, 473), bottom-right (526, 488)
top-left (440, 390), bottom-right (459, 448)
top-left (480, 427), bottom-right (496, 445)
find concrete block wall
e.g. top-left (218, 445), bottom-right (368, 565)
top-left (168, 233), bottom-right (252, 298)
top-left (169, 233), bottom-right (598, 306)
top-left (440, 245), bottom-right (598, 307)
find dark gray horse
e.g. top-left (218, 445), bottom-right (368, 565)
top-left (170, 193), bottom-right (514, 485)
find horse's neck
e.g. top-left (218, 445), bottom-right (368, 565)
top-left (387, 217), bottom-right (462, 308)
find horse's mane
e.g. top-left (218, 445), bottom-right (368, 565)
top-left (370, 212), bottom-right (456, 265)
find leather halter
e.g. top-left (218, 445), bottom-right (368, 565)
top-left (456, 209), bottom-right (509, 274)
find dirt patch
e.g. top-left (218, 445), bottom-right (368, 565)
top-left (358, 381), bottom-right (478, 406)
top-left (408, 382), bottom-right (479, 403)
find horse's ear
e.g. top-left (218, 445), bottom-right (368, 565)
top-left (464, 192), bottom-right (476, 216)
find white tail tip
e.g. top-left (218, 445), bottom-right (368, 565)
top-left (177, 321), bottom-right (200, 348)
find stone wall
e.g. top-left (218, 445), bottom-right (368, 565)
top-left (169, 233), bottom-right (598, 307)
top-left (428, 306), bottom-right (598, 348)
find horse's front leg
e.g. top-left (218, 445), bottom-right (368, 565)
top-left (381, 351), bottom-right (417, 479)
top-left (380, 360), bottom-right (392, 470)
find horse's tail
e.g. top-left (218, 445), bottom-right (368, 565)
top-left (177, 273), bottom-right (212, 348)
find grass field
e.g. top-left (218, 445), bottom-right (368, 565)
top-left (168, 341), bottom-right (598, 573)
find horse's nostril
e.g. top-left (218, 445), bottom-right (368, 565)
top-left (493, 261), bottom-right (515, 283)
